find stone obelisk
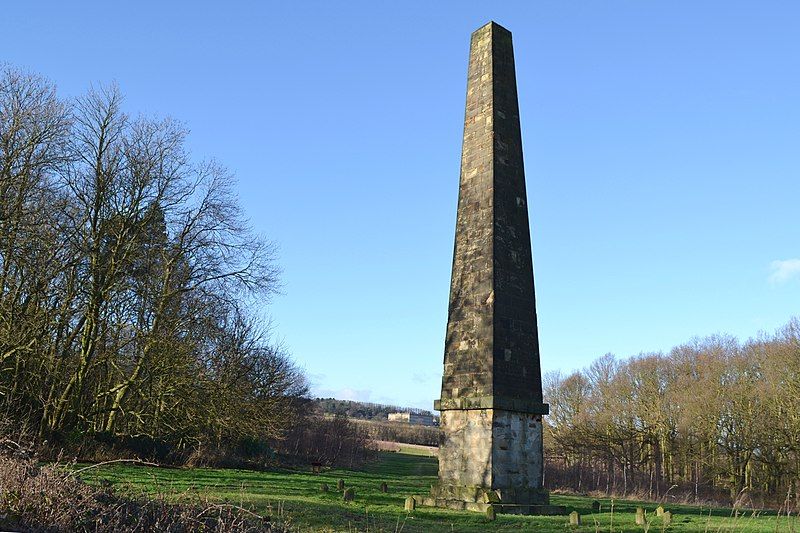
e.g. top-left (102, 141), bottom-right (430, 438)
top-left (430, 21), bottom-right (556, 515)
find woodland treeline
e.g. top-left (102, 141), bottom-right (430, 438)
top-left (313, 398), bottom-right (436, 421)
top-left (543, 319), bottom-right (800, 505)
top-left (0, 66), bottom-right (329, 462)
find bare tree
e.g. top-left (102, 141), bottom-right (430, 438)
top-left (1, 68), bottom-right (309, 462)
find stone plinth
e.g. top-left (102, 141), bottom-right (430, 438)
top-left (436, 409), bottom-right (545, 495)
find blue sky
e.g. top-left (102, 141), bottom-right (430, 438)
top-left (5, 2), bottom-right (799, 409)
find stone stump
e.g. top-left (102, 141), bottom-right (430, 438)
top-left (404, 496), bottom-right (416, 512)
top-left (486, 505), bottom-right (496, 521)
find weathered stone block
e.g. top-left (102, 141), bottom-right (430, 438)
top-left (404, 496), bottom-right (415, 512)
top-left (486, 504), bottom-right (497, 520)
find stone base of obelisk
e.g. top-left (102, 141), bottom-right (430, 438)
top-left (411, 486), bottom-right (563, 515)
top-left (410, 497), bottom-right (564, 516)
top-left (410, 485), bottom-right (564, 515)
top-left (411, 406), bottom-right (566, 515)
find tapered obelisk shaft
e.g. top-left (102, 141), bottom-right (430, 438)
top-left (431, 21), bottom-right (553, 514)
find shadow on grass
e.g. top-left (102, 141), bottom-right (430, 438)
top-left (553, 493), bottom-right (783, 519)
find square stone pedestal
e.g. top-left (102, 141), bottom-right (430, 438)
top-left (413, 406), bottom-right (565, 515)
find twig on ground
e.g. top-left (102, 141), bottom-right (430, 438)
top-left (69, 458), bottom-right (160, 477)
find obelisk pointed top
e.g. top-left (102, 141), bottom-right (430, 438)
top-left (472, 20), bottom-right (511, 35)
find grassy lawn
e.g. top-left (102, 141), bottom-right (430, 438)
top-left (77, 452), bottom-right (798, 532)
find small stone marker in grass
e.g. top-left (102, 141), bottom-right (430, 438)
top-left (662, 510), bottom-right (672, 526)
top-left (380, 482), bottom-right (388, 493)
top-left (592, 500), bottom-right (601, 513)
top-left (635, 507), bottom-right (645, 525)
top-left (569, 511), bottom-right (581, 526)
top-left (343, 488), bottom-right (354, 502)
top-left (320, 483), bottom-right (329, 492)
top-left (485, 505), bottom-right (496, 521)
top-left (404, 496), bottom-right (416, 512)
top-left (656, 505), bottom-right (665, 517)
top-left (337, 479), bottom-right (345, 490)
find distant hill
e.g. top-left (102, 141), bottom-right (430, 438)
top-left (312, 398), bottom-right (436, 422)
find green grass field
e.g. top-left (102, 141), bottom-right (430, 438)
top-left (78, 452), bottom-right (798, 532)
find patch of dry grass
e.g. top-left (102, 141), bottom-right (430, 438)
top-left (0, 441), bottom-right (288, 532)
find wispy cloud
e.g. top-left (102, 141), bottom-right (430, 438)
top-left (769, 259), bottom-right (800, 284)
top-left (411, 371), bottom-right (437, 384)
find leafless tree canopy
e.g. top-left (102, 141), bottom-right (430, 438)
top-left (0, 66), bottom-right (308, 457)
top-left (544, 319), bottom-right (800, 506)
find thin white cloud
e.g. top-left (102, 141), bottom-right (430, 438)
top-left (769, 259), bottom-right (800, 284)
top-left (411, 371), bottom-right (436, 384)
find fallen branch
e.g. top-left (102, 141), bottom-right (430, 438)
top-left (69, 458), bottom-right (160, 477)
top-left (196, 502), bottom-right (265, 521)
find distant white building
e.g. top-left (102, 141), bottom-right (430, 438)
top-left (387, 412), bottom-right (436, 426)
